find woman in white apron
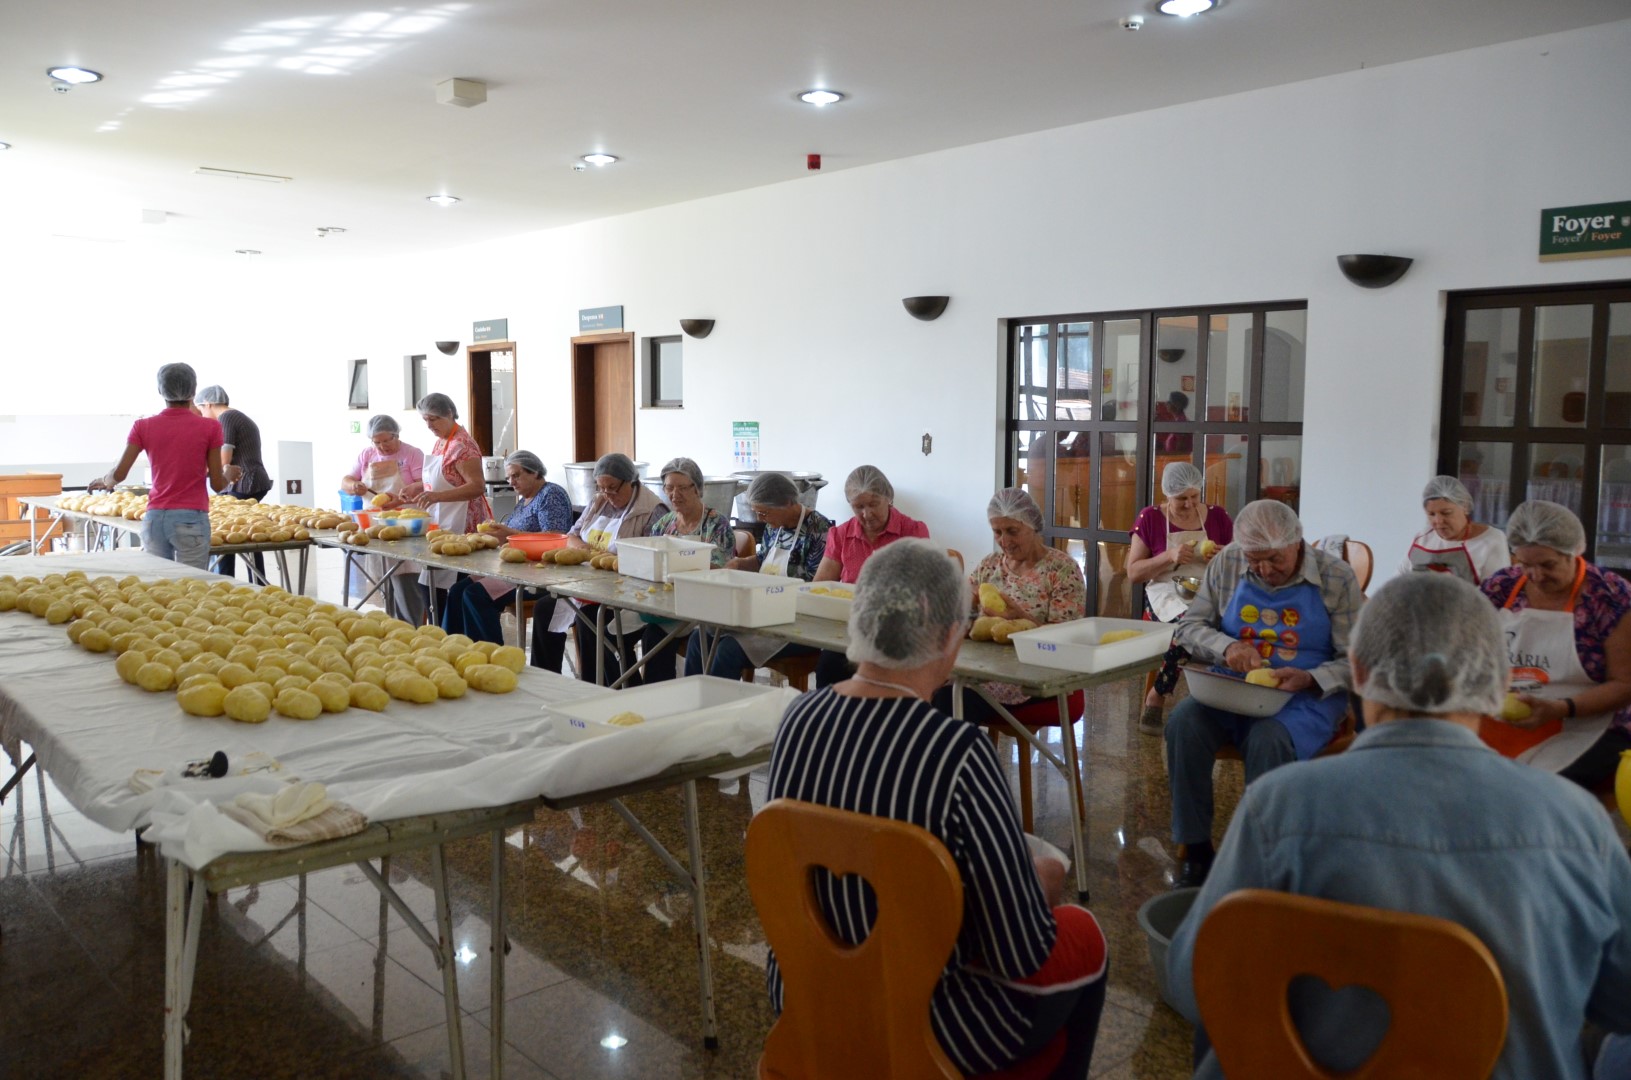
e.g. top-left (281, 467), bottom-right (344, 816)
top-left (407, 393), bottom-right (491, 619)
top-left (340, 414), bottom-right (427, 624)
top-left (1126, 461), bottom-right (1234, 734)
top-left (635, 458), bottom-right (734, 681)
top-left (685, 471), bottom-right (834, 679)
top-left (1397, 474), bottom-right (1510, 586)
top-left (1478, 500), bottom-right (1631, 787)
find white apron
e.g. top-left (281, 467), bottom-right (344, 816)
top-left (418, 449), bottom-right (470, 591)
top-left (1407, 533), bottom-right (1480, 585)
top-left (350, 454), bottom-right (419, 598)
top-left (1146, 510), bottom-right (1210, 622)
top-left (735, 509), bottom-right (809, 666)
top-left (1488, 562), bottom-right (1606, 772)
top-left (551, 499), bottom-right (635, 634)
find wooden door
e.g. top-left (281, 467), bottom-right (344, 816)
top-left (466, 342), bottom-right (518, 457)
top-left (571, 332), bottom-right (635, 460)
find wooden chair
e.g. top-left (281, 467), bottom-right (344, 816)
top-left (733, 528), bottom-right (756, 559)
top-left (983, 690), bottom-right (1086, 833)
top-left (1344, 539), bottom-right (1374, 595)
top-left (746, 799), bottom-right (1066, 1080)
top-left (1193, 889), bottom-right (1508, 1079)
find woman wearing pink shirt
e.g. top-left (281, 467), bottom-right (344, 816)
top-left (341, 414), bottom-right (427, 624)
top-left (90, 363), bottom-right (232, 570)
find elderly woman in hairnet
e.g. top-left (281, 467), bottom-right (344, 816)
top-left (442, 452), bottom-right (574, 664)
top-left (339, 414), bottom-right (427, 622)
top-left (403, 392), bottom-right (492, 615)
top-left (765, 539), bottom-right (1109, 1078)
top-left (1477, 500), bottom-right (1631, 786)
top-left (930, 488), bottom-right (1086, 723)
top-left (633, 457), bottom-right (732, 682)
top-left (1167, 572), bottom-right (1631, 1080)
top-left (1127, 461), bottom-right (1234, 734)
top-left (1165, 499), bottom-right (1363, 888)
top-left (88, 363), bottom-right (232, 570)
top-left (812, 464), bottom-right (931, 686)
top-left (1398, 475), bottom-right (1510, 585)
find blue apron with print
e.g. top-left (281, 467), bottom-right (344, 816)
top-left (1217, 575), bottom-right (1347, 759)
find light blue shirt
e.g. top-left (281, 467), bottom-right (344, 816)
top-left (1167, 719), bottom-right (1631, 1079)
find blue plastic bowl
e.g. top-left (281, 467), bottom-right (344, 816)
top-left (338, 491), bottom-right (365, 512)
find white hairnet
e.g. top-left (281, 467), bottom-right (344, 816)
top-left (416, 392), bottom-right (457, 419)
top-left (844, 465), bottom-right (894, 503)
top-left (660, 457), bottom-right (704, 492)
top-left (1506, 500), bottom-right (1586, 556)
top-left (594, 452), bottom-right (640, 485)
top-left (1421, 475), bottom-right (1473, 512)
top-left (1162, 462), bottom-right (1205, 499)
top-left (505, 450), bottom-right (546, 477)
top-left (157, 363), bottom-right (197, 402)
top-left (986, 488), bottom-right (1043, 532)
top-left (1352, 573), bottom-right (1506, 717)
top-left (1234, 499), bottom-right (1303, 551)
top-left (195, 384), bottom-right (229, 406)
top-left (846, 539), bottom-right (968, 669)
top-left (746, 472), bottom-right (800, 508)
top-left (366, 414), bottom-right (400, 437)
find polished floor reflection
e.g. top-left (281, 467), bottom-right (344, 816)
top-left (2, 663), bottom-right (1230, 1078)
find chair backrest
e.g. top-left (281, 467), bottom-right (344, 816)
top-left (1343, 539), bottom-right (1374, 594)
top-left (734, 528), bottom-right (756, 559)
top-left (1194, 889), bottom-right (1508, 1079)
top-left (746, 799), bottom-right (965, 1080)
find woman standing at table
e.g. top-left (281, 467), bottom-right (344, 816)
top-left (1397, 475), bottom-right (1509, 585)
top-left (89, 363), bottom-right (233, 570)
top-left (812, 465), bottom-right (931, 686)
top-left (443, 451), bottom-right (574, 664)
top-left (340, 414), bottom-right (426, 624)
top-left (406, 393), bottom-right (491, 618)
top-left (637, 458), bottom-right (732, 682)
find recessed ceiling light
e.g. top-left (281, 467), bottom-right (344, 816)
top-left (799, 89), bottom-right (844, 106)
top-left (48, 66), bottom-right (103, 85)
top-left (581, 153), bottom-right (618, 166)
top-left (1158, 0), bottom-right (1215, 15)
top-left (426, 194), bottom-right (461, 206)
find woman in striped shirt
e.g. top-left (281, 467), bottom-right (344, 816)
top-left (766, 538), bottom-right (1109, 1077)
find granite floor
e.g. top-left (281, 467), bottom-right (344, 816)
top-left (1, 546), bottom-right (1243, 1078)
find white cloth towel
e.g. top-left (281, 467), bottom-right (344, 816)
top-left (233, 781), bottom-right (333, 828)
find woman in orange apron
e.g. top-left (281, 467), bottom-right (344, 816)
top-left (406, 393), bottom-right (491, 618)
top-left (1478, 500), bottom-right (1631, 788)
top-left (1398, 475), bottom-right (1509, 585)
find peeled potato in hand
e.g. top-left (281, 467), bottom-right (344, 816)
top-left (978, 583), bottom-right (1006, 614)
top-left (1244, 668), bottom-right (1281, 688)
top-left (1199, 540), bottom-right (1219, 557)
top-left (1499, 692), bottom-right (1532, 722)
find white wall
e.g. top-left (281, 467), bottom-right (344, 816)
top-left (3, 20), bottom-right (1628, 572)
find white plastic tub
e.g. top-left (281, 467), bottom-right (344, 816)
top-left (1007, 617), bottom-right (1174, 674)
top-left (1183, 665), bottom-right (1293, 718)
top-left (670, 568), bottom-right (798, 627)
top-left (615, 535), bottom-right (715, 583)
top-left (550, 675), bottom-right (785, 741)
top-left (795, 581), bottom-right (856, 621)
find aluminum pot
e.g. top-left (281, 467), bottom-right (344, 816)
top-left (730, 470), bottom-right (827, 521)
top-left (561, 460), bottom-right (649, 509)
top-left (481, 456), bottom-right (506, 483)
top-left (640, 476), bottom-right (747, 520)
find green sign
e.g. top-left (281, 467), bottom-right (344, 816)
top-left (350, 421), bottom-right (361, 434)
top-left (732, 421), bottom-right (759, 439)
top-left (473, 318), bottom-right (508, 342)
top-left (1539, 200), bottom-right (1631, 262)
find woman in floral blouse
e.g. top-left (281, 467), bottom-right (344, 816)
top-left (932, 487), bottom-right (1086, 724)
top-left (637, 457), bottom-right (733, 682)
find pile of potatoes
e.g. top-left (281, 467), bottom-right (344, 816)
top-left (0, 570), bottom-right (524, 723)
top-left (59, 491), bottom-right (150, 518)
top-left (429, 532), bottom-right (503, 557)
top-left (969, 616), bottom-right (1038, 644)
top-left (537, 548), bottom-right (617, 570)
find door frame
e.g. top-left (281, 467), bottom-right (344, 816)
top-left (571, 332), bottom-right (636, 462)
top-left (465, 340), bottom-right (517, 456)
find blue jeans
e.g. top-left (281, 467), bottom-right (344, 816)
top-left (1165, 697), bottom-right (1295, 846)
top-left (142, 509), bottom-right (211, 570)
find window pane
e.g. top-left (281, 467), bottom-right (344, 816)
top-left (1096, 541), bottom-right (1132, 617)
top-left (1152, 433), bottom-right (1197, 510)
top-left (1527, 441), bottom-right (1584, 517)
top-left (348, 359), bottom-right (369, 409)
top-left (1013, 429), bottom-right (1047, 520)
top-left (1055, 322), bottom-right (1093, 420)
top-left (1099, 431), bottom-right (1138, 531)
top-left (1203, 434), bottom-right (1250, 520)
top-left (1053, 431), bottom-right (1091, 528)
top-left (1259, 435), bottom-right (1301, 513)
top-left (1102, 319), bottom-right (1142, 422)
top-left (1015, 323), bottom-right (1050, 423)
top-left (1459, 441), bottom-right (1513, 527)
top-left (1154, 316), bottom-right (1197, 429)
top-left (657, 339), bottom-right (683, 401)
top-left (1051, 537), bottom-right (1091, 610)
top-left (1599, 446), bottom-right (1631, 574)
top-left (1206, 312), bottom-right (1253, 422)
top-left (1605, 304), bottom-right (1631, 428)
top-left (1531, 304), bottom-right (1593, 427)
top-left (1262, 309), bottom-right (1307, 423)
top-left (1460, 308), bottom-right (1519, 427)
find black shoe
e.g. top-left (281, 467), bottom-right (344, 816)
top-left (1176, 844), bottom-right (1214, 888)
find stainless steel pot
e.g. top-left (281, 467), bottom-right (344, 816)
top-left (730, 471), bottom-right (827, 521)
top-left (481, 456), bottom-right (506, 483)
top-left (561, 460), bottom-right (649, 508)
top-left (640, 476), bottom-right (748, 520)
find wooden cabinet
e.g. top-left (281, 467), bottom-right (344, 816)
top-left (0, 474), bottom-right (64, 550)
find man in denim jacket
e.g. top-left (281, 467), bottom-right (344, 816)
top-left (1167, 573), bottom-right (1631, 1079)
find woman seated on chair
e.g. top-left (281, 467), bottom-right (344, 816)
top-left (442, 451), bottom-right (574, 667)
top-left (1397, 474), bottom-right (1509, 585)
top-left (635, 457), bottom-right (733, 682)
top-left (684, 471), bottom-right (829, 680)
top-left (767, 539), bottom-right (1108, 1078)
top-left (929, 487), bottom-right (1086, 725)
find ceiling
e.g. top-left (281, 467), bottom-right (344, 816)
top-left (3, 0), bottom-right (1626, 262)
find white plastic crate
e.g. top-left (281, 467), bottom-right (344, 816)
top-left (670, 568), bottom-right (798, 627)
top-left (1006, 617), bottom-right (1174, 674)
top-left (795, 581), bottom-right (856, 621)
top-left (615, 535), bottom-right (715, 583)
top-left (550, 675), bottom-right (784, 741)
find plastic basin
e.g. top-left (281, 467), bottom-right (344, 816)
top-left (507, 532), bottom-right (570, 560)
top-left (1137, 887), bottom-right (1200, 1011)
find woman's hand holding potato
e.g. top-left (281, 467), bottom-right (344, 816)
top-left (1224, 641), bottom-right (1265, 673)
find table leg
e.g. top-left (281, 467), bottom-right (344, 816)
top-left (274, 550), bottom-right (292, 591)
top-left (595, 606), bottom-right (607, 686)
top-left (491, 829), bottom-right (507, 1079)
top-left (164, 858), bottom-right (205, 1080)
top-left (1053, 693), bottom-right (1090, 902)
top-left (683, 779), bottom-right (720, 1048)
top-left (430, 845), bottom-right (467, 1080)
top-left (298, 546), bottom-right (310, 595)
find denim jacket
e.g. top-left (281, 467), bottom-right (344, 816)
top-left (1167, 719), bottom-right (1631, 1079)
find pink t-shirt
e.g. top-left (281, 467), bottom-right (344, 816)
top-left (128, 408), bottom-right (224, 511)
top-left (350, 442), bottom-right (425, 490)
top-left (826, 506), bottom-right (931, 584)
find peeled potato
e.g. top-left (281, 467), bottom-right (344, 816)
top-left (274, 687), bottom-right (324, 720)
top-left (308, 679), bottom-right (351, 713)
top-left (178, 682), bottom-right (230, 717)
top-left (1499, 692), bottom-right (1532, 722)
top-left (969, 616), bottom-right (1001, 641)
top-left (489, 645), bottom-right (525, 674)
top-left (371, 493), bottom-right (392, 507)
top-left (79, 627), bottom-right (114, 653)
top-left (136, 662), bottom-right (175, 692)
top-left (223, 685), bottom-right (272, 723)
top-left (990, 619), bottom-right (1037, 645)
top-left (385, 669), bottom-right (439, 704)
top-left (978, 583), bottom-right (1006, 614)
top-left (179, 672), bottom-right (223, 693)
top-left (1098, 629), bottom-right (1144, 645)
top-left (274, 674), bottom-right (312, 695)
top-left (116, 649), bottom-right (151, 685)
top-left (607, 711), bottom-right (645, 727)
top-left (1245, 668), bottom-right (1282, 688)
top-left (0, 589), bottom-right (17, 612)
top-left (354, 665), bottom-right (388, 688)
top-left (430, 670), bottom-right (468, 699)
top-left (452, 650), bottom-right (490, 677)
top-left (465, 663), bottom-right (517, 694)
top-left (1199, 540), bottom-right (1219, 557)
top-left (500, 546), bottom-right (529, 563)
top-left (349, 682), bottom-right (390, 711)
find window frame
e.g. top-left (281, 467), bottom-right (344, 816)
top-left (645, 334), bottom-right (684, 408)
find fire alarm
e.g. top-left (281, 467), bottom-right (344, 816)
top-left (807, 153), bottom-right (821, 171)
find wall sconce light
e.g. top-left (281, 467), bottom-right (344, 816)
top-left (1157, 348), bottom-right (1186, 364)
top-left (902, 296), bottom-right (950, 321)
top-left (435, 341), bottom-right (460, 355)
top-left (679, 319), bottom-right (715, 339)
top-left (1336, 254), bottom-right (1413, 289)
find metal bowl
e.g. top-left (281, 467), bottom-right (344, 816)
top-left (1183, 665), bottom-right (1293, 718)
top-left (1175, 575), bottom-right (1202, 601)
top-left (640, 476), bottom-right (746, 520)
